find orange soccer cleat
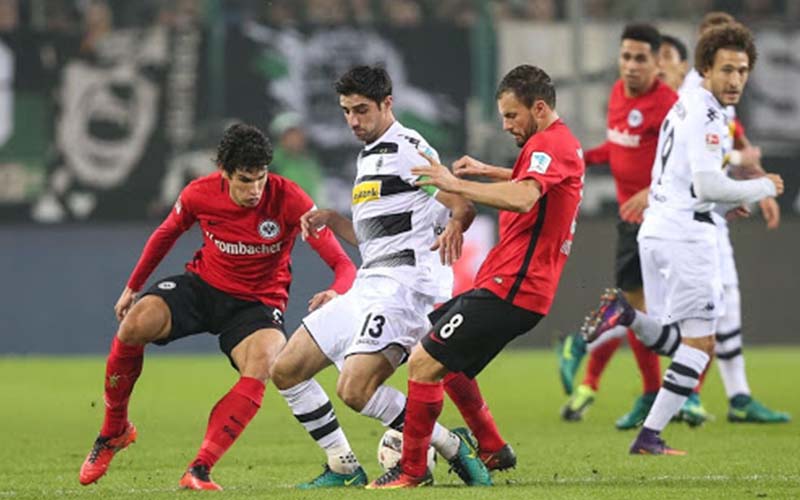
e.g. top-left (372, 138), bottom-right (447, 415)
top-left (179, 463), bottom-right (223, 491)
top-left (366, 464), bottom-right (433, 489)
top-left (79, 422), bottom-right (137, 485)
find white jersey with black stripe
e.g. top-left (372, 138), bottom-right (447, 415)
top-left (639, 86), bottom-right (732, 243)
top-left (351, 120), bottom-right (453, 302)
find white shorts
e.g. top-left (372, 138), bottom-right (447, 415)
top-left (639, 237), bottom-right (724, 326)
top-left (302, 275), bottom-right (437, 370)
top-left (715, 216), bottom-right (739, 287)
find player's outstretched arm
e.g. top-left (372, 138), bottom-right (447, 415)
top-left (583, 142), bottom-right (610, 166)
top-left (692, 170), bottom-right (783, 205)
top-left (619, 187), bottom-right (649, 224)
top-left (124, 214), bottom-right (190, 317)
top-left (301, 208), bottom-right (357, 246)
top-left (432, 191), bottom-right (476, 265)
top-left (759, 196), bottom-right (780, 230)
top-left (305, 224), bottom-right (357, 308)
top-left (413, 151), bottom-right (541, 213)
top-left (452, 155), bottom-right (512, 181)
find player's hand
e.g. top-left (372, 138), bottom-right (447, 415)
top-left (619, 188), bottom-right (648, 224)
top-left (452, 155), bottom-right (488, 178)
top-left (411, 151), bottom-right (462, 193)
top-left (726, 205), bottom-right (751, 222)
top-left (759, 196), bottom-right (781, 230)
top-left (301, 209), bottom-right (332, 240)
top-left (765, 173), bottom-right (784, 197)
top-left (739, 145), bottom-right (762, 169)
top-left (114, 287), bottom-right (138, 322)
top-left (431, 219), bottom-right (464, 266)
top-left (308, 289), bottom-right (337, 312)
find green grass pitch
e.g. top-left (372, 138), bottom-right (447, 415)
top-left (1, 348), bottom-right (798, 499)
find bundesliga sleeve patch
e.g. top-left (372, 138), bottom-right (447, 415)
top-left (705, 133), bottom-right (721, 151)
top-left (528, 151), bottom-right (552, 174)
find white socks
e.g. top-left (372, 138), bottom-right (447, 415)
top-left (643, 343), bottom-right (710, 431)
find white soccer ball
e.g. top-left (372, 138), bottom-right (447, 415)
top-left (377, 428), bottom-right (436, 472)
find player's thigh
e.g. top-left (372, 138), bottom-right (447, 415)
top-left (117, 295), bottom-right (172, 345)
top-left (421, 289), bottom-right (542, 379)
top-left (663, 239), bottom-right (721, 324)
top-left (213, 297), bottom-right (287, 371)
top-left (716, 284), bottom-right (741, 334)
top-left (338, 353), bottom-right (396, 410)
top-left (638, 237), bottom-right (667, 323)
top-left (716, 221), bottom-right (740, 288)
top-left (138, 273), bottom-right (209, 346)
top-left (302, 276), bottom-right (434, 370)
top-left (342, 276), bottom-right (436, 361)
top-left (270, 325), bottom-right (333, 390)
top-left (230, 327), bottom-right (286, 382)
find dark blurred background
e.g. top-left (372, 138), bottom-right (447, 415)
top-left (1, 0), bottom-right (797, 353)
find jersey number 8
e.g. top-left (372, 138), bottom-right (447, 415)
top-left (439, 314), bottom-right (464, 339)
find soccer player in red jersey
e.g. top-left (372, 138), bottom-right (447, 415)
top-left (78, 123), bottom-right (356, 490)
top-left (557, 25), bottom-right (679, 430)
top-left (368, 64), bottom-right (584, 488)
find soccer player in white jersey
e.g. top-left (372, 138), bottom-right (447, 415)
top-left (674, 13), bottom-right (789, 424)
top-left (269, 66), bottom-right (492, 487)
top-left (582, 23), bottom-right (784, 454)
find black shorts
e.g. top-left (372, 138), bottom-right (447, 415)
top-left (615, 219), bottom-right (643, 291)
top-left (142, 273), bottom-right (285, 366)
top-left (421, 289), bottom-right (543, 378)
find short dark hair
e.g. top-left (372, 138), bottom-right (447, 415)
top-left (621, 23), bottom-right (661, 53)
top-left (699, 11), bottom-right (735, 33)
top-left (661, 34), bottom-right (688, 62)
top-left (695, 22), bottom-right (757, 75)
top-left (496, 64), bottom-right (556, 109)
top-left (334, 65), bottom-right (392, 105)
top-left (214, 123), bottom-right (273, 175)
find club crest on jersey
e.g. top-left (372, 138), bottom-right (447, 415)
top-left (627, 109), bottom-right (643, 127)
top-left (174, 199), bottom-right (182, 215)
top-left (258, 219), bottom-right (281, 240)
top-left (705, 133), bottom-right (721, 151)
top-left (352, 180), bottom-right (382, 205)
top-left (528, 151), bottom-right (552, 174)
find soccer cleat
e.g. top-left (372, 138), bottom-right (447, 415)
top-left (629, 428), bottom-right (686, 456)
top-left (179, 463), bottom-right (223, 491)
top-left (296, 464), bottom-right (367, 489)
top-left (561, 384), bottom-right (595, 422)
top-left (615, 392), bottom-right (657, 430)
top-left (676, 392), bottom-right (712, 427)
top-left (480, 444), bottom-right (517, 472)
top-left (581, 288), bottom-right (635, 343)
top-left (451, 427), bottom-right (517, 472)
top-left (366, 464), bottom-right (433, 489)
top-left (79, 422), bottom-right (137, 485)
top-left (448, 431), bottom-right (493, 486)
top-left (728, 396), bottom-right (791, 423)
top-left (557, 332), bottom-right (587, 395)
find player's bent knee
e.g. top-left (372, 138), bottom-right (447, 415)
top-left (270, 356), bottom-right (302, 390)
top-left (679, 318), bottom-right (716, 355)
top-left (234, 330), bottom-right (285, 382)
top-left (117, 296), bottom-right (171, 345)
top-left (408, 345), bottom-right (447, 382)
top-left (336, 376), bottom-right (370, 411)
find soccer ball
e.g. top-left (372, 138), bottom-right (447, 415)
top-left (377, 428), bottom-right (436, 472)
